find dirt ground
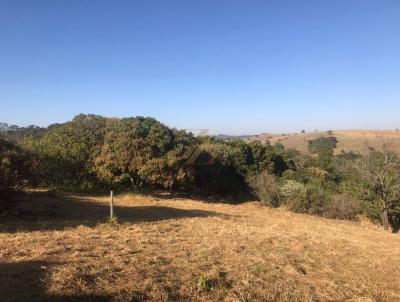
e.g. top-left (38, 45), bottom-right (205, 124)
top-left (1, 191), bottom-right (400, 301)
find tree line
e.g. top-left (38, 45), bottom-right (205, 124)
top-left (0, 114), bottom-right (399, 232)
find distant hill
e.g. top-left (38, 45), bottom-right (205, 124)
top-left (243, 130), bottom-right (400, 154)
top-left (215, 134), bottom-right (255, 141)
top-left (0, 123), bottom-right (45, 143)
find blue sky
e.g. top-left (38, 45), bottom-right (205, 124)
top-left (1, 0), bottom-right (399, 134)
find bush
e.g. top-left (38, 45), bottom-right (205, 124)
top-left (0, 139), bottom-right (28, 203)
top-left (323, 194), bottom-right (360, 220)
top-left (248, 171), bottom-right (279, 207)
top-left (280, 180), bottom-right (306, 200)
top-left (280, 182), bottom-right (329, 215)
top-left (280, 180), bottom-right (307, 211)
top-left (305, 184), bottom-right (329, 216)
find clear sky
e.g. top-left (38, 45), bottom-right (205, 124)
top-left (1, 1), bottom-right (399, 134)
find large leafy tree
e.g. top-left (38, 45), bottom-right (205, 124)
top-left (30, 114), bottom-right (107, 187)
top-left (95, 117), bottom-right (193, 189)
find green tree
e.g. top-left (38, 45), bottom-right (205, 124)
top-left (95, 117), bottom-right (193, 189)
top-left (29, 114), bottom-right (107, 188)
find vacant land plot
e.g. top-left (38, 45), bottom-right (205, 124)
top-left (1, 192), bottom-right (400, 301)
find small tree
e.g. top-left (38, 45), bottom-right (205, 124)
top-left (356, 145), bottom-right (400, 231)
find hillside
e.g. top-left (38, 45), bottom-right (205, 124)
top-left (244, 130), bottom-right (400, 155)
top-left (1, 192), bottom-right (399, 301)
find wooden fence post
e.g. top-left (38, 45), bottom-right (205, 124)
top-left (110, 190), bottom-right (114, 220)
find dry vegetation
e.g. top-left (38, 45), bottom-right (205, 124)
top-left (245, 130), bottom-right (400, 155)
top-left (1, 191), bottom-right (400, 301)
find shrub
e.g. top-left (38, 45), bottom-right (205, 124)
top-left (196, 275), bottom-right (210, 291)
top-left (323, 194), bottom-right (360, 220)
top-left (195, 273), bottom-right (231, 292)
top-left (306, 184), bottom-right (329, 216)
top-left (280, 180), bottom-right (307, 211)
top-left (281, 181), bottom-right (329, 215)
top-left (0, 139), bottom-right (29, 203)
top-left (280, 180), bottom-right (306, 199)
top-left (248, 171), bottom-right (279, 207)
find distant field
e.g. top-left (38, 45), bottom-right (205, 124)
top-left (244, 130), bottom-right (400, 155)
top-left (1, 191), bottom-right (400, 301)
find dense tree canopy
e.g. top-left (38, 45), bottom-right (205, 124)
top-left (95, 117), bottom-right (194, 189)
top-left (1, 114), bottom-right (399, 231)
top-left (0, 139), bottom-right (32, 201)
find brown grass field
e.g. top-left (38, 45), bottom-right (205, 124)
top-left (244, 130), bottom-right (400, 155)
top-left (1, 191), bottom-right (400, 301)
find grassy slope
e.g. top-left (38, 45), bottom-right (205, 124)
top-left (244, 130), bottom-right (400, 155)
top-left (1, 192), bottom-right (400, 301)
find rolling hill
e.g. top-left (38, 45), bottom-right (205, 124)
top-left (243, 130), bottom-right (400, 155)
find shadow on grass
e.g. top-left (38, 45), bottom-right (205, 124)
top-left (0, 260), bottom-right (112, 302)
top-left (391, 219), bottom-right (400, 233)
top-left (0, 191), bottom-right (222, 233)
top-left (149, 190), bottom-right (250, 204)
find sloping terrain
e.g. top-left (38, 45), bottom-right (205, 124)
top-left (1, 192), bottom-right (400, 301)
top-left (244, 130), bottom-right (400, 155)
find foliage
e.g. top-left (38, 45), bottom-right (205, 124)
top-left (0, 124), bottom-right (46, 144)
top-left (0, 139), bottom-right (31, 202)
top-left (280, 180), bottom-right (307, 199)
top-left (334, 152), bottom-right (360, 181)
top-left (247, 170), bottom-right (279, 207)
top-left (279, 180), bottom-right (315, 213)
top-left (1, 115), bottom-right (293, 198)
top-left (95, 116), bottom-right (194, 189)
top-left (2, 114), bottom-right (400, 231)
top-left (196, 275), bottom-right (212, 291)
top-left (307, 136), bottom-right (338, 172)
top-left (191, 141), bottom-right (249, 196)
top-left (305, 183), bottom-right (329, 215)
top-left (308, 136), bottom-right (338, 154)
top-left (190, 139), bottom-right (289, 197)
top-left (323, 194), bottom-right (361, 220)
top-left (27, 114), bottom-right (107, 189)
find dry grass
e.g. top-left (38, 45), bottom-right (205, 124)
top-left (245, 130), bottom-right (400, 155)
top-left (1, 191), bottom-right (400, 301)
